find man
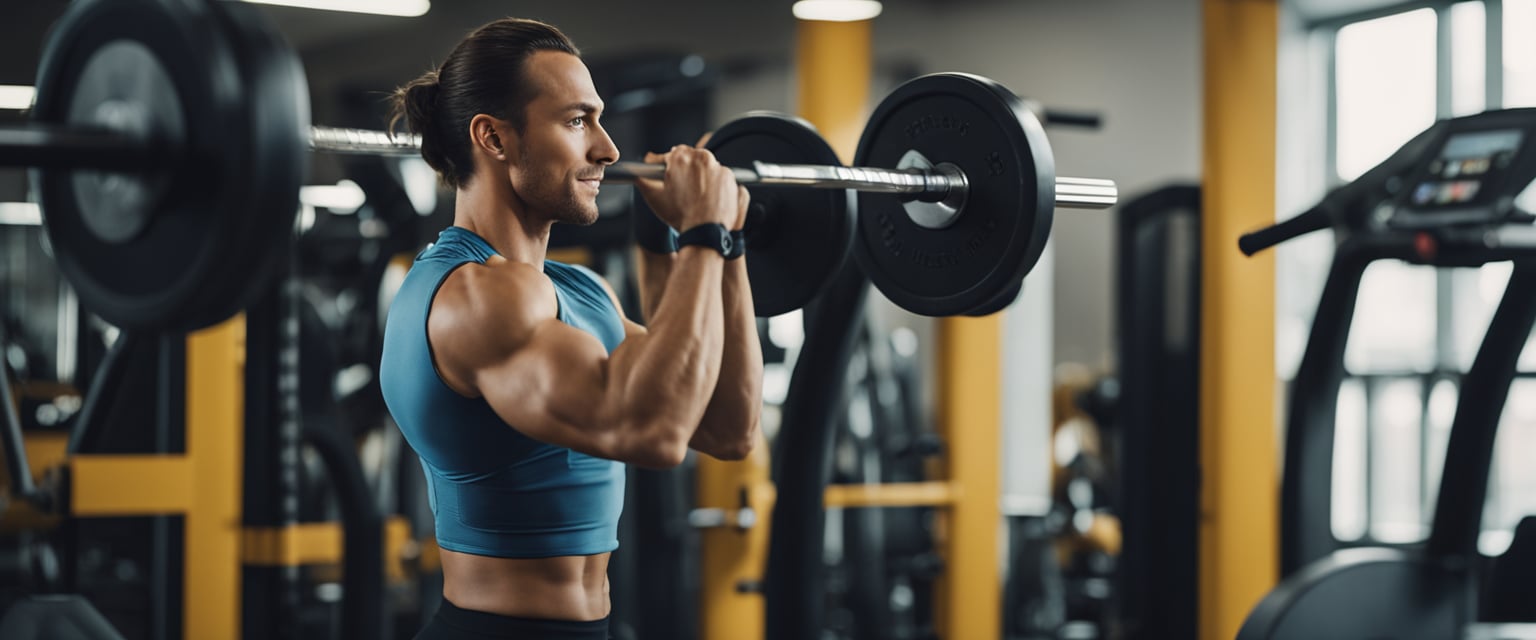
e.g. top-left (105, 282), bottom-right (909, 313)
top-left (380, 18), bottom-right (762, 640)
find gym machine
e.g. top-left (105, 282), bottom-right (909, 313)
top-left (1237, 107), bottom-right (1536, 639)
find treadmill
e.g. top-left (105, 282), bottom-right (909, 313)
top-left (1237, 107), bottom-right (1536, 639)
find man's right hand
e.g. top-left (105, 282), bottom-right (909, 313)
top-left (634, 145), bottom-right (739, 231)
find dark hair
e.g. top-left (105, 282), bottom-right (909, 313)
top-left (389, 18), bottom-right (580, 189)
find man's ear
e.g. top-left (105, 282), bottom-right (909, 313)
top-left (469, 114), bottom-right (516, 162)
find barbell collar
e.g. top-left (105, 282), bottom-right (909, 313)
top-left (1055, 177), bottom-right (1119, 210)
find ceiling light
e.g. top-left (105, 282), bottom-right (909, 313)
top-left (792, 0), bottom-right (883, 22)
top-left (0, 85), bottom-right (36, 110)
top-left (300, 180), bottom-right (366, 213)
top-left (0, 203), bottom-right (41, 226)
top-left (243, 0), bottom-right (430, 17)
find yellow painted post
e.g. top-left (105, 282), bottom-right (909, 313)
top-left (697, 433), bottom-right (775, 639)
top-left (185, 317), bottom-right (245, 638)
top-left (1201, 2), bottom-right (1280, 639)
top-left (933, 316), bottom-right (1002, 640)
top-left (70, 456), bottom-right (194, 514)
top-left (795, 18), bottom-right (872, 163)
top-left (823, 481), bottom-right (956, 508)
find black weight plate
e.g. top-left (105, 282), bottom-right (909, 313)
top-left (63, 39), bottom-right (180, 245)
top-left (32, 0), bottom-right (307, 332)
top-left (964, 280), bottom-right (1023, 317)
top-left (852, 73), bottom-right (1055, 317)
top-left (182, 0), bottom-right (309, 330)
top-left (708, 112), bottom-right (855, 317)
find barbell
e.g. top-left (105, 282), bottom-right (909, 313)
top-left (4, 0), bottom-right (1117, 329)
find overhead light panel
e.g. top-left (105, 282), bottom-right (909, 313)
top-left (792, 0), bottom-right (883, 22)
top-left (0, 85), bottom-right (36, 110)
top-left (0, 203), bottom-right (42, 226)
top-left (243, 0), bottom-right (430, 17)
top-left (301, 180), bottom-right (366, 213)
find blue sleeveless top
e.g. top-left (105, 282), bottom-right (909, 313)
top-left (379, 226), bottom-right (627, 558)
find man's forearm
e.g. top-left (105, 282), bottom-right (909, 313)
top-left (692, 259), bottom-right (764, 459)
top-left (634, 248), bottom-right (674, 322)
top-left (612, 248), bottom-right (726, 460)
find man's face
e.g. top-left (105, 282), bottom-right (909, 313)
top-left (507, 51), bottom-right (619, 226)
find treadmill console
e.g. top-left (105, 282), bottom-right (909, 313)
top-left (1387, 108), bottom-right (1536, 229)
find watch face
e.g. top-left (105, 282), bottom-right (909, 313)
top-left (725, 230), bottom-right (745, 259)
top-left (679, 224), bottom-right (735, 257)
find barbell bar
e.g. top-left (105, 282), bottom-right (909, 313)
top-left (309, 126), bottom-right (1118, 212)
top-left (0, 124), bottom-right (1114, 214)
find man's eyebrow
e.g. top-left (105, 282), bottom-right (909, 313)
top-left (562, 102), bottom-right (603, 115)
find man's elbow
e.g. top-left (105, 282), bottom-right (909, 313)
top-left (704, 417), bottom-right (760, 461)
top-left (631, 437), bottom-right (689, 469)
top-left (709, 438), bottom-right (754, 461)
top-left (616, 419), bottom-right (690, 469)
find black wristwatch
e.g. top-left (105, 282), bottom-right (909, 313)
top-left (676, 223), bottom-right (745, 259)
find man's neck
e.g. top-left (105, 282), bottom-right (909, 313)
top-left (453, 180), bottom-right (551, 268)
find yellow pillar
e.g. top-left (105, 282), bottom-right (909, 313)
top-left (795, 18), bottom-right (872, 162)
top-left (184, 318), bottom-right (245, 638)
top-left (933, 316), bottom-right (1002, 640)
top-left (696, 435), bottom-right (775, 639)
top-left (1201, 2), bottom-right (1279, 639)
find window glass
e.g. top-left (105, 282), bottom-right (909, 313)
top-left (1335, 8), bottom-right (1439, 180)
top-left (1370, 378), bottom-right (1425, 543)
top-left (1333, 379), bottom-right (1369, 542)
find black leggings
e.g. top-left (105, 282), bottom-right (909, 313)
top-left (413, 598), bottom-right (610, 640)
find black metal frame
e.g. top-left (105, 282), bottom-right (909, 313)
top-left (764, 263), bottom-right (870, 640)
top-left (1111, 184), bottom-right (1203, 640)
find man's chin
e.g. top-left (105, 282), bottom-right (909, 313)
top-left (553, 206), bottom-right (600, 226)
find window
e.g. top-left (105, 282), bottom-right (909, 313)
top-left (1343, 262), bottom-right (1437, 373)
top-left (1334, 8), bottom-right (1438, 181)
top-left (1484, 379), bottom-right (1536, 555)
top-left (1505, 0), bottom-right (1536, 107)
top-left (1369, 378), bottom-right (1425, 542)
top-left (1332, 380), bottom-right (1369, 541)
top-left (1451, 1), bottom-right (1487, 116)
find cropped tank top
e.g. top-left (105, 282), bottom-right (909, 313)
top-left (379, 226), bottom-right (626, 558)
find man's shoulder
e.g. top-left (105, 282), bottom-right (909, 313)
top-left (548, 260), bottom-right (619, 300)
top-left (433, 259), bottom-right (558, 341)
